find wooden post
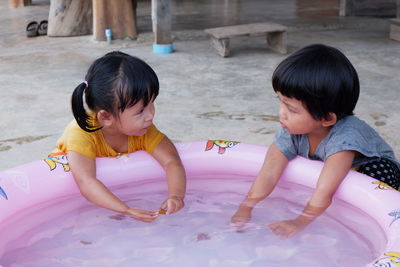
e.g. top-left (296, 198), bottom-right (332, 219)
top-left (9, 0), bottom-right (32, 8)
top-left (92, 0), bottom-right (137, 41)
top-left (48, 0), bottom-right (92, 37)
top-left (267, 31), bottom-right (287, 54)
top-left (339, 0), bottom-right (354, 16)
top-left (389, 0), bottom-right (400, 41)
top-left (152, 0), bottom-right (173, 53)
top-left (397, 0), bottom-right (400, 18)
top-left (210, 37), bottom-right (230, 57)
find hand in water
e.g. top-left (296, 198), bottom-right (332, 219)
top-left (268, 217), bottom-right (310, 239)
top-left (231, 205), bottom-right (252, 230)
top-left (125, 208), bottom-right (159, 222)
top-left (160, 196), bottom-right (184, 215)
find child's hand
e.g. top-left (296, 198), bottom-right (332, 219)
top-left (160, 196), bottom-right (184, 215)
top-left (231, 205), bottom-right (252, 230)
top-left (125, 208), bottom-right (159, 222)
top-left (268, 217), bottom-right (311, 239)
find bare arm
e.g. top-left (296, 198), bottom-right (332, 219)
top-left (151, 136), bottom-right (186, 214)
top-left (308, 150), bottom-right (355, 208)
top-left (268, 150), bottom-right (356, 239)
top-left (231, 144), bottom-right (288, 227)
top-left (68, 151), bottom-right (157, 222)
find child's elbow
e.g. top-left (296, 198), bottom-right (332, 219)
top-left (164, 157), bottom-right (185, 170)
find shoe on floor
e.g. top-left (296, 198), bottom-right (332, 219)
top-left (26, 21), bottom-right (38, 37)
top-left (38, 20), bottom-right (48, 36)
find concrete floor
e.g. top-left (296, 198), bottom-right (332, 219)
top-left (0, 0), bottom-right (399, 171)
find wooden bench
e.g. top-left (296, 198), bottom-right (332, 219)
top-left (204, 22), bottom-right (287, 57)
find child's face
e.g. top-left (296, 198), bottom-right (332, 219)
top-left (115, 99), bottom-right (155, 136)
top-left (276, 92), bottom-right (324, 135)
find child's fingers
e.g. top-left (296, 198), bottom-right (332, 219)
top-left (230, 215), bottom-right (249, 230)
top-left (268, 221), bottom-right (297, 239)
top-left (127, 208), bottom-right (158, 221)
top-left (166, 199), bottom-right (177, 214)
top-left (268, 222), bottom-right (286, 236)
top-left (133, 208), bottom-right (158, 216)
top-left (157, 198), bottom-right (184, 215)
top-left (164, 198), bottom-right (184, 214)
top-left (160, 200), bottom-right (168, 210)
top-left (130, 214), bottom-right (158, 222)
top-left (128, 211), bottom-right (158, 222)
top-left (267, 221), bottom-right (278, 229)
top-left (230, 220), bottom-right (246, 232)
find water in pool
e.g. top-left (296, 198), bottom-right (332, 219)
top-left (0, 176), bottom-right (381, 266)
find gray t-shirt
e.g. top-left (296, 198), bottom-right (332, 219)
top-left (274, 115), bottom-right (399, 168)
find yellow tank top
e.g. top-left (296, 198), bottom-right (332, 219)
top-left (52, 120), bottom-right (164, 159)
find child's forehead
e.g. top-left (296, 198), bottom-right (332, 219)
top-left (277, 92), bottom-right (300, 102)
top-left (120, 100), bottom-right (144, 113)
top-left (277, 92), bottom-right (308, 108)
top-left (123, 97), bottom-right (154, 112)
top-left (130, 99), bottom-right (145, 109)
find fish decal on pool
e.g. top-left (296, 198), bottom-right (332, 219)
top-left (205, 140), bottom-right (239, 154)
top-left (389, 209), bottom-right (400, 227)
top-left (44, 153), bottom-right (70, 172)
top-left (373, 252), bottom-right (400, 267)
top-left (0, 186), bottom-right (7, 200)
top-left (372, 181), bottom-right (396, 191)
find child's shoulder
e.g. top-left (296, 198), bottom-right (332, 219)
top-left (330, 115), bottom-right (381, 142)
top-left (335, 115), bottom-right (372, 132)
top-left (63, 119), bottom-right (101, 139)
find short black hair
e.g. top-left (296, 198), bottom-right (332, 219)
top-left (272, 44), bottom-right (359, 121)
top-left (71, 51), bottom-right (159, 132)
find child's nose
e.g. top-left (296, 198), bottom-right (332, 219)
top-left (145, 109), bottom-right (154, 121)
top-left (278, 103), bottom-right (286, 119)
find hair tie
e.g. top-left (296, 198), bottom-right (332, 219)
top-left (83, 81), bottom-right (88, 88)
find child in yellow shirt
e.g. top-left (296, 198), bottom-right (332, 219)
top-left (52, 51), bottom-right (186, 222)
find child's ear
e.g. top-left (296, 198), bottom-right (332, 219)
top-left (322, 112), bottom-right (337, 127)
top-left (97, 110), bottom-right (114, 126)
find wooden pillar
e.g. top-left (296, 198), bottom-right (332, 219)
top-left (92, 0), bottom-right (137, 41)
top-left (9, 0), bottom-right (32, 8)
top-left (339, 0), bottom-right (354, 16)
top-left (390, 0), bottom-right (400, 41)
top-left (397, 0), bottom-right (400, 18)
top-left (48, 0), bottom-right (92, 37)
top-left (152, 0), bottom-right (173, 53)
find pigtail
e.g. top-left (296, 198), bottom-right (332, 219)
top-left (71, 82), bottom-right (100, 132)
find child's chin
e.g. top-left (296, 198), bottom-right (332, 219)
top-left (135, 129), bottom-right (149, 136)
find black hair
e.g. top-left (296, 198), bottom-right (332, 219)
top-left (71, 51), bottom-right (159, 132)
top-left (272, 44), bottom-right (359, 121)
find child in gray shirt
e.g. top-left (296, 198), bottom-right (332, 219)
top-left (231, 44), bottom-right (399, 239)
top-left (274, 115), bottom-right (399, 188)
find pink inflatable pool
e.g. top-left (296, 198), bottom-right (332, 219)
top-left (0, 141), bottom-right (399, 266)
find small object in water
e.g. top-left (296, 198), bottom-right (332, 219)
top-left (109, 214), bottom-right (126, 220)
top-left (196, 233), bottom-right (211, 241)
top-left (80, 240), bottom-right (92, 245)
top-left (158, 208), bottom-right (167, 215)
